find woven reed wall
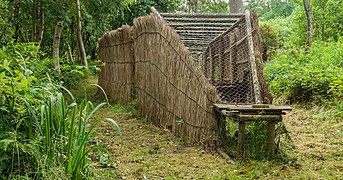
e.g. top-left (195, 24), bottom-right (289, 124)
top-left (132, 16), bottom-right (218, 142)
top-left (98, 25), bottom-right (134, 104)
top-left (98, 16), bottom-right (218, 143)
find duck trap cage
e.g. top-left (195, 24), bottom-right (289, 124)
top-left (98, 10), bottom-right (291, 156)
top-left (160, 12), bottom-right (272, 105)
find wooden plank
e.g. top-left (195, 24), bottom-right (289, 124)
top-left (182, 40), bottom-right (211, 45)
top-left (175, 29), bottom-right (226, 34)
top-left (234, 115), bottom-right (282, 122)
top-left (178, 37), bottom-right (210, 41)
top-left (252, 104), bottom-right (270, 108)
top-left (245, 11), bottom-right (263, 104)
top-left (187, 47), bottom-right (205, 52)
top-left (175, 26), bottom-right (229, 31)
top-left (213, 103), bottom-right (292, 111)
top-left (178, 34), bottom-right (219, 39)
top-left (169, 23), bottom-right (236, 28)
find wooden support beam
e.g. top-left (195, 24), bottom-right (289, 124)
top-left (175, 29), bottom-right (227, 34)
top-left (237, 122), bottom-right (246, 159)
top-left (213, 103), bottom-right (291, 159)
top-left (235, 115), bottom-right (282, 122)
top-left (267, 121), bottom-right (276, 158)
top-left (175, 26), bottom-right (229, 31)
top-left (170, 23), bottom-right (236, 28)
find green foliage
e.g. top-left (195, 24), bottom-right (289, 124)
top-left (259, 23), bottom-right (279, 61)
top-left (38, 92), bottom-right (108, 179)
top-left (179, 0), bottom-right (229, 13)
top-left (264, 41), bottom-right (343, 105)
top-left (0, 43), bottom-right (121, 179)
top-left (117, 0), bottom-right (181, 27)
top-left (265, 0), bottom-right (343, 44)
top-left (312, 0), bottom-right (343, 41)
top-left (224, 120), bottom-right (290, 160)
top-left (266, 5), bottom-right (307, 46)
top-left (246, 0), bottom-right (296, 21)
top-left (0, 0), bottom-right (13, 46)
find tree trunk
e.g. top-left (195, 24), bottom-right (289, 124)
top-left (75, 38), bottom-right (80, 63)
top-left (67, 42), bottom-right (75, 63)
top-left (52, 21), bottom-right (64, 73)
top-left (303, 0), bottom-right (313, 47)
top-left (37, 0), bottom-right (45, 47)
top-left (76, 0), bottom-right (88, 68)
top-left (229, 0), bottom-right (244, 13)
top-left (31, 0), bottom-right (37, 42)
top-left (13, 0), bottom-right (21, 42)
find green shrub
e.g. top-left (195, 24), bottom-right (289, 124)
top-left (0, 43), bottom-right (121, 179)
top-left (264, 41), bottom-right (343, 104)
top-left (260, 23), bottom-right (279, 62)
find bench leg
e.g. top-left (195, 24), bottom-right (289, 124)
top-left (267, 121), bottom-right (276, 158)
top-left (237, 122), bottom-right (245, 159)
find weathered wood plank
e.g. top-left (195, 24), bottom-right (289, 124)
top-left (267, 121), bottom-right (276, 158)
top-left (234, 115), bottom-right (282, 122)
top-left (175, 29), bottom-right (226, 34)
top-left (237, 122), bottom-right (246, 159)
top-left (175, 26), bottom-right (229, 31)
top-left (169, 23), bottom-right (236, 28)
top-left (214, 103), bottom-right (292, 111)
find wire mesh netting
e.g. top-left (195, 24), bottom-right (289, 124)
top-left (202, 17), bottom-right (254, 104)
top-left (161, 12), bottom-right (272, 105)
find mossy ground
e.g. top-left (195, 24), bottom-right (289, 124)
top-left (74, 76), bottom-right (343, 179)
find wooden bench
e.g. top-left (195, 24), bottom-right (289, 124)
top-left (214, 103), bottom-right (291, 159)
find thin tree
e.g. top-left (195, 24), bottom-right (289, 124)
top-left (52, 20), bottom-right (64, 73)
top-left (76, 0), bottom-right (88, 68)
top-left (303, 0), bottom-right (313, 47)
top-left (37, 0), bottom-right (45, 47)
top-left (229, 0), bottom-right (244, 13)
top-left (32, 0), bottom-right (45, 46)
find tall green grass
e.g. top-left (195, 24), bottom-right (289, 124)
top-left (0, 43), bottom-right (122, 179)
top-left (27, 88), bottom-right (122, 179)
top-left (2, 82), bottom-right (122, 178)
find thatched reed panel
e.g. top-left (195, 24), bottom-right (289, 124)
top-left (98, 25), bottom-right (134, 104)
top-left (132, 15), bottom-right (218, 142)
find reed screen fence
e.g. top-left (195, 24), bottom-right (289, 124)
top-left (98, 12), bottom-right (272, 143)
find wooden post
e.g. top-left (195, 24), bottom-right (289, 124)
top-left (237, 121), bottom-right (245, 159)
top-left (245, 11), bottom-right (263, 104)
top-left (266, 121), bottom-right (276, 158)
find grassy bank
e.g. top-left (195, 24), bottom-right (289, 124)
top-left (77, 76), bottom-right (342, 179)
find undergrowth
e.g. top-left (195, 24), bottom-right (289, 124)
top-left (264, 40), bottom-right (343, 117)
top-left (0, 43), bottom-right (120, 179)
